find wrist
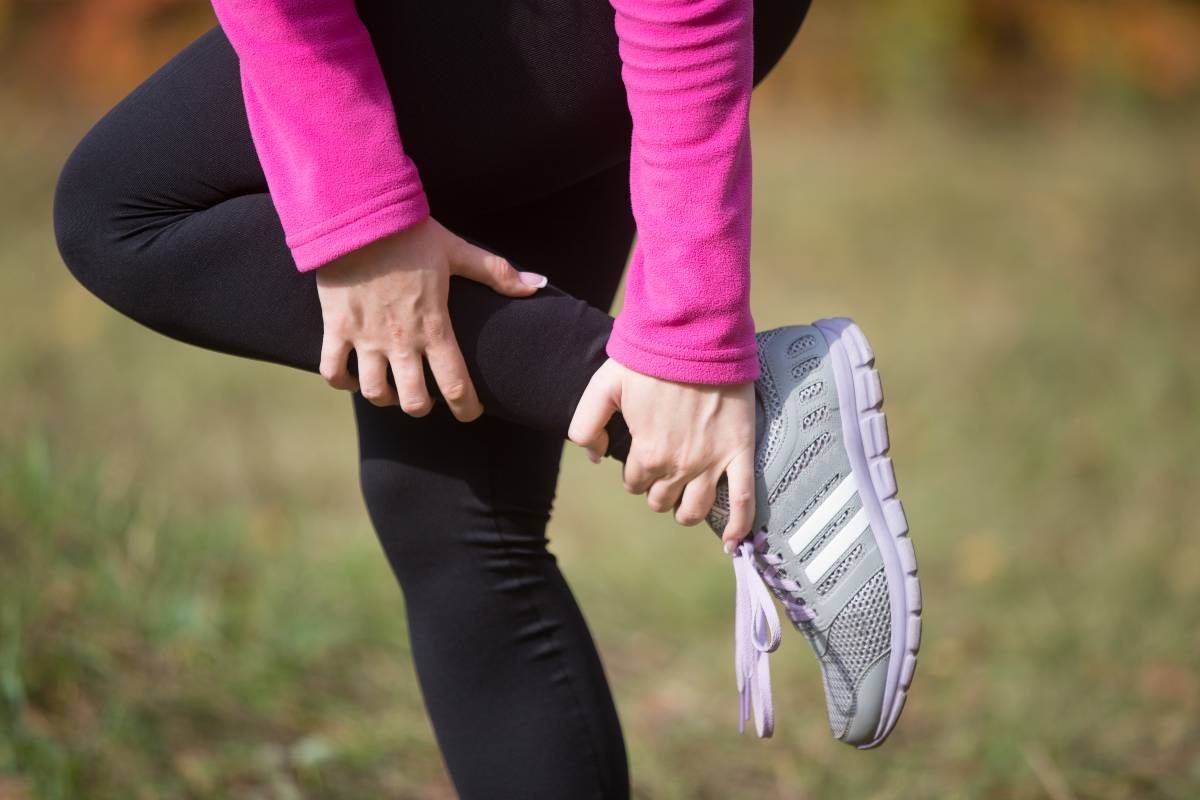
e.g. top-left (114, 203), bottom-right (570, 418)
top-left (606, 324), bottom-right (760, 385)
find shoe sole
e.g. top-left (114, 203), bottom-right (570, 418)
top-left (814, 317), bottom-right (921, 749)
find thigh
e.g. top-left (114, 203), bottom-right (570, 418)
top-left (56, 21), bottom-right (634, 376)
top-left (356, 0), bottom-right (812, 216)
top-left (451, 156), bottom-right (636, 312)
top-left (53, 27), bottom-right (322, 369)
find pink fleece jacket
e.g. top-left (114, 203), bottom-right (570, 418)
top-left (209, 0), bottom-right (758, 384)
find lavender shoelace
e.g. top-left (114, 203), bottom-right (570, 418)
top-left (731, 529), bottom-right (816, 737)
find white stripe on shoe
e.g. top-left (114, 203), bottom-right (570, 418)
top-left (804, 506), bottom-right (871, 582)
top-left (787, 473), bottom-right (860, 556)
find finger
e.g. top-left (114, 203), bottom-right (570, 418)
top-left (568, 362), bottom-right (620, 463)
top-left (358, 351), bottom-right (398, 408)
top-left (647, 476), bottom-right (687, 515)
top-left (585, 429), bottom-right (608, 464)
top-left (424, 323), bottom-right (483, 422)
top-left (675, 470), bottom-right (719, 527)
top-left (389, 350), bottom-right (434, 417)
top-left (623, 447), bottom-right (667, 496)
top-left (319, 334), bottom-right (359, 391)
top-left (721, 447), bottom-right (756, 547)
top-left (450, 238), bottom-right (547, 297)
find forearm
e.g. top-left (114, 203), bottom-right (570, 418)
top-left (607, 0), bottom-right (758, 384)
top-left (210, 0), bottom-right (430, 270)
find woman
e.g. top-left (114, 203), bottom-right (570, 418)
top-left (53, 0), bottom-right (921, 796)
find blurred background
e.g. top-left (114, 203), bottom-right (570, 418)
top-left (2, 1), bottom-right (1198, 797)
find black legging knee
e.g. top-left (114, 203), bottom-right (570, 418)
top-left (51, 1), bottom-right (809, 797)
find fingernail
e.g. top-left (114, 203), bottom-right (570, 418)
top-left (587, 449), bottom-right (601, 464)
top-left (518, 271), bottom-right (548, 288)
top-left (723, 540), bottom-right (736, 555)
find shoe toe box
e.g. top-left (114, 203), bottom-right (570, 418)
top-left (814, 568), bottom-right (893, 745)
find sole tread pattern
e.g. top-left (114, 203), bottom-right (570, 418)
top-left (816, 317), bottom-right (921, 750)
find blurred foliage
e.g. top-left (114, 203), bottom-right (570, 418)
top-left (1, 0), bottom-right (1199, 114)
top-left (758, 0), bottom-right (1200, 118)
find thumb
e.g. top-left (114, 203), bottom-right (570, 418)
top-left (450, 238), bottom-right (547, 297)
top-left (569, 361), bottom-right (621, 463)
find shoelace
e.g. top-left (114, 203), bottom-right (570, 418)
top-left (731, 529), bottom-right (816, 737)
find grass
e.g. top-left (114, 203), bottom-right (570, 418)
top-left (2, 95), bottom-right (1199, 797)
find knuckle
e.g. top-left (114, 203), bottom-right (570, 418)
top-left (730, 490), bottom-right (754, 508)
top-left (676, 509), bottom-right (703, 526)
top-left (361, 383), bottom-right (390, 403)
top-left (441, 381), bottom-right (468, 402)
top-left (421, 315), bottom-right (450, 341)
top-left (643, 446), bottom-right (667, 467)
top-left (639, 456), bottom-right (663, 475)
top-left (486, 254), bottom-right (512, 276)
top-left (652, 451), bottom-right (680, 474)
top-left (402, 397), bottom-right (433, 416)
top-left (623, 465), bottom-right (646, 492)
top-left (387, 324), bottom-right (410, 345)
top-left (390, 349), bottom-right (418, 368)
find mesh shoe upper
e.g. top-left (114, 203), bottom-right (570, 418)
top-left (708, 324), bottom-right (897, 744)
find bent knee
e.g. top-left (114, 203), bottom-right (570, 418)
top-left (54, 134), bottom-right (106, 279)
top-left (52, 128), bottom-right (150, 315)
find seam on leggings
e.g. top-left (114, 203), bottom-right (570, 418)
top-left (480, 435), bottom-right (611, 800)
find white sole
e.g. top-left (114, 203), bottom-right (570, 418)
top-left (814, 317), bottom-right (921, 749)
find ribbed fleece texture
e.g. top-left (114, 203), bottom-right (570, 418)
top-left (208, 0), bottom-right (758, 384)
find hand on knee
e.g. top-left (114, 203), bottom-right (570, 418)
top-left (315, 217), bottom-right (548, 421)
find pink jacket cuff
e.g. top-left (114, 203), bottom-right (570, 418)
top-left (606, 319), bottom-right (760, 384)
top-left (289, 187), bottom-right (430, 272)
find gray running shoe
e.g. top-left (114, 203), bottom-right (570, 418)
top-left (708, 318), bottom-right (921, 748)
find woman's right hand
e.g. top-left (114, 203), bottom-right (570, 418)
top-left (315, 217), bottom-right (547, 420)
top-left (569, 359), bottom-right (758, 547)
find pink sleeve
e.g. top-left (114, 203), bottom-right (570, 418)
top-left (606, 0), bottom-right (759, 384)
top-left (209, 0), bottom-right (430, 272)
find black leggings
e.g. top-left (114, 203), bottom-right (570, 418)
top-left (52, 2), bottom-right (809, 797)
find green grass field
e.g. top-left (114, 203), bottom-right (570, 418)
top-left (2, 101), bottom-right (1198, 798)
